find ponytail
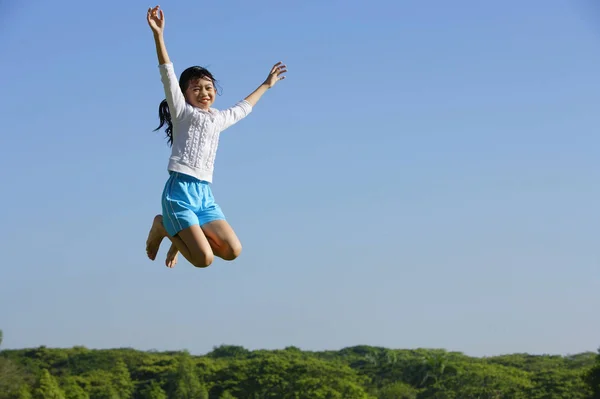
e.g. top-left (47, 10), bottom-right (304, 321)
top-left (154, 99), bottom-right (173, 146)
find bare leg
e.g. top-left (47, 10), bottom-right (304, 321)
top-left (174, 224), bottom-right (214, 268)
top-left (164, 219), bottom-right (241, 264)
top-left (201, 220), bottom-right (242, 261)
top-left (146, 215), bottom-right (214, 268)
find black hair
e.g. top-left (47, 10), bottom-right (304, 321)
top-left (154, 66), bottom-right (221, 146)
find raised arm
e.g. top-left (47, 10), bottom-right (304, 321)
top-left (147, 6), bottom-right (187, 119)
top-left (147, 6), bottom-right (170, 65)
top-left (244, 62), bottom-right (287, 107)
top-left (217, 62), bottom-right (287, 131)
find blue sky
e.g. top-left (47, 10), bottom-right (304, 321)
top-left (1, 0), bottom-right (599, 358)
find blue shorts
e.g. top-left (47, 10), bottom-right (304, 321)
top-left (161, 171), bottom-right (226, 237)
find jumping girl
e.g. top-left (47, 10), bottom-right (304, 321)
top-left (144, 5), bottom-right (287, 268)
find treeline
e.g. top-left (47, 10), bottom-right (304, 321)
top-left (1, 331), bottom-right (599, 398)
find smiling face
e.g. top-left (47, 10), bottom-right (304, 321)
top-left (184, 77), bottom-right (217, 110)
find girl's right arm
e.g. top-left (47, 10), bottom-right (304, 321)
top-left (147, 6), bottom-right (187, 119)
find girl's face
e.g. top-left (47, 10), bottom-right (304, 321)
top-left (184, 77), bottom-right (216, 110)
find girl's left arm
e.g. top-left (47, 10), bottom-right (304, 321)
top-left (244, 62), bottom-right (287, 107)
top-left (218, 62), bottom-right (287, 131)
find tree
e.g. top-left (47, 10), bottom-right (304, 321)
top-left (0, 329), bottom-right (30, 399)
top-left (0, 344), bottom-right (597, 399)
top-left (585, 349), bottom-right (600, 399)
top-left (60, 377), bottom-right (89, 399)
top-left (377, 382), bottom-right (419, 399)
top-left (528, 367), bottom-right (591, 399)
top-left (0, 356), bottom-right (27, 399)
top-left (171, 352), bottom-right (208, 399)
top-left (0, 329), bottom-right (25, 399)
top-left (80, 370), bottom-right (118, 399)
top-left (112, 360), bottom-right (134, 399)
top-left (139, 381), bottom-right (167, 399)
top-left (218, 354), bottom-right (372, 399)
top-left (207, 346), bottom-right (250, 360)
top-left (35, 369), bottom-right (66, 399)
top-left (18, 385), bottom-right (33, 399)
top-left (442, 362), bottom-right (532, 399)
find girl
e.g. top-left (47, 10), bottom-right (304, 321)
top-left (144, 5), bottom-right (287, 268)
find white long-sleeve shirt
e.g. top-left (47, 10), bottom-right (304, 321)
top-left (159, 62), bottom-right (252, 183)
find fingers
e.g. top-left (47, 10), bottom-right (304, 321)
top-left (271, 61), bottom-right (287, 77)
top-left (147, 5), bottom-right (163, 21)
top-left (271, 61), bottom-right (284, 73)
top-left (146, 5), bottom-right (165, 30)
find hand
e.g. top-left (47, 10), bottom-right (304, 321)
top-left (147, 5), bottom-right (165, 35)
top-left (263, 62), bottom-right (287, 88)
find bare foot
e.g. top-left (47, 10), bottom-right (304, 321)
top-left (165, 243), bottom-right (179, 268)
top-left (146, 215), bottom-right (167, 260)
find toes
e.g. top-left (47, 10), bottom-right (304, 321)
top-left (165, 254), bottom-right (177, 268)
top-left (146, 242), bottom-right (159, 260)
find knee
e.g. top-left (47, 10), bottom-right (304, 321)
top-left (221, 242), bottom-right (242, 261)
top-left (191, 252), bottom-right (214, 268)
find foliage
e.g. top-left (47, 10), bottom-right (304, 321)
top-left (60, 377), bottom-right (89, 399)
top-left (0, 331), bottom-right (597, 399)
top-left (35, 369), bottom-right (66, 399)
top-left (138, 381), bottom-right (166, 399)
top-left (586, 348), bottom-right (600, 399)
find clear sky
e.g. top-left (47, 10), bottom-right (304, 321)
top-left (1, 0), bottom-right (599, 358)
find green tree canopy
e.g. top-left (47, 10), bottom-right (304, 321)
top-left (35, 369), bottom-right (65, 399)
top-left (0, 344), bottom-right (596, 399)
